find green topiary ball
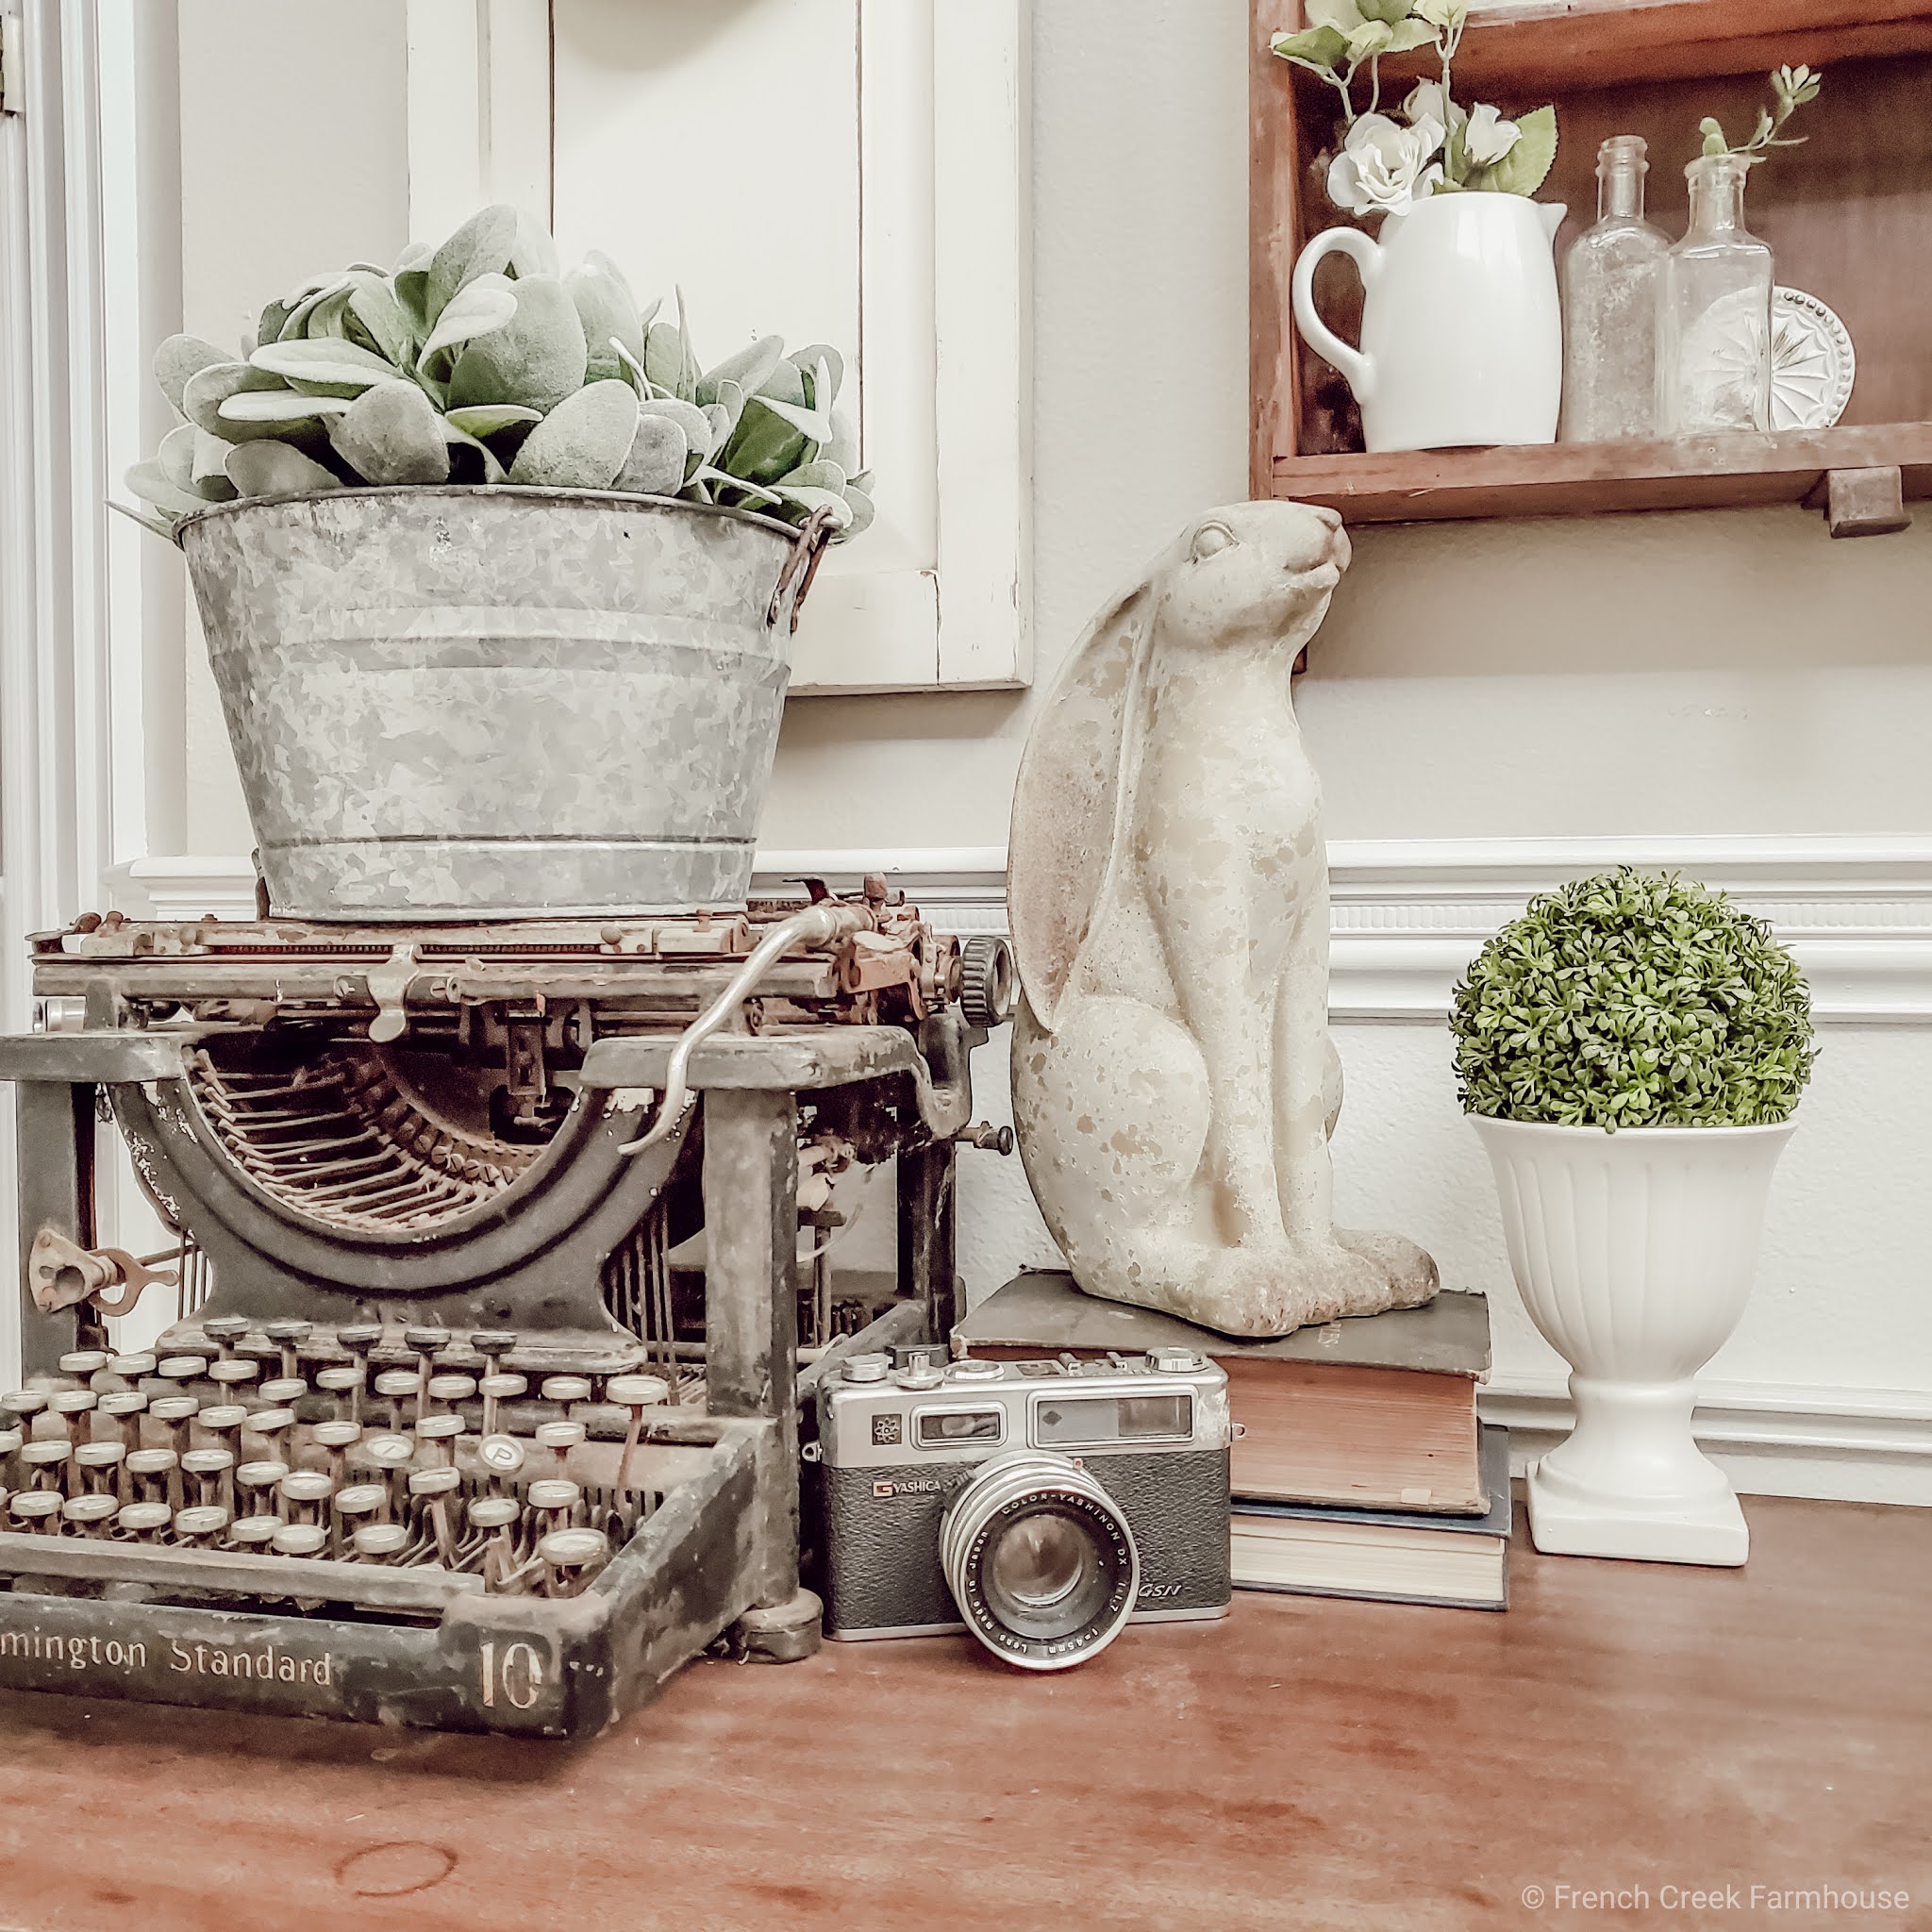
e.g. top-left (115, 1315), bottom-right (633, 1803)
top-left (1450, 867), bottom-right (1815, 1130)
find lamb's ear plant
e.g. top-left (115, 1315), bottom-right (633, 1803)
top-left (1450, 868), bottom-right (1815, 1130)
top-left (125, 206), bottom-right (874, 541)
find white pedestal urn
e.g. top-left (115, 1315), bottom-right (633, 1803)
top-left (1472, 1115), bottom-right (1796, 1567)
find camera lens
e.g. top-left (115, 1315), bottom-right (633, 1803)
top-left (939, 1450), bottom-right (1138, 1671)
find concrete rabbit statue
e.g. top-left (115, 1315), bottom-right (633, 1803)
top-left (1008, 500), bottom-right (1438, 1339)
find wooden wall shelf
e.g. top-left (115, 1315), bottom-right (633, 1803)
top-left (1271, 423), bottom-right (1932, 525)
top-left (1251, 0), bottom-right (1932, 531)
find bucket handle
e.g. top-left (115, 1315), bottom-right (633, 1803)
top-left (769, 504), bottom-right (841, 634)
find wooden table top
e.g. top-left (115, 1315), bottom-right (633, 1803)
top-left (0, 1494), bottom-right (1924, 1932)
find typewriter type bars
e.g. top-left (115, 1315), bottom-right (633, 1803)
top-left (0, 888), bottom-right (1012, 1736)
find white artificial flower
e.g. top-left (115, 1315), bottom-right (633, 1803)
top-left (1326, 111), bottom-right (1446, 218)
top-left (1402, 79), bottom-right (1462, 131)
top-left (1413, 0), bottom-right (1468, 26)
top-left (1464, 103), bottom-right (1523, 166)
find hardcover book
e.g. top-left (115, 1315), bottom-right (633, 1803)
top-left (953, 1270), bottom-right (1491, 1512)
top-left (1231, 1425), bottom-right (1513, 1611)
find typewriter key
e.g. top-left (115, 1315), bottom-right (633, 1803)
top-left (208, 1357), bottom-right (260, 1391)
top-left (263, 1319), bottom-right (312, 1381)
top-left (607, 1374), bottom-right (671, 1492)
top-left (50, 1389), bottom-right (97, 1442)
top-left (126, 1446), bottom-right (179, 1509)
top-left (353, 1522), bottom-right (408, 1562)
top-left (405, 1327), bottom-right (451, 1413)
top-left (9, 1491), bottom-right (59, 1532)
top-left (198, 1405), bottom-right (250, 1457)
top-left (236, 1460), bottom-right (291, 1513)
top-left (272, 1522), bottom-right (327, 1558)
top-left (157, 1356), bottom-right (208, 1384)
top-left (539, 1527), bottom-right (609, 1598)
top-left (425, 1373), bottom-right (475, 1415)
top-left (200, 1314), bottom-right (249, 1357)
top-left (21, 1441), bottom-right (71, 1492)
top-left (478, 1373), bottom-right (526, 1437)
top-left (258, 1376), bottom-right (307, 1407)
top-left (469, 1330), bottom-right (519, 1365)
top-left (312, 1419), bottom-right (362, 1489)
top-left (1, 1390), bottom-right (48, 1424)
top-left (477, 1433), bottom-right (525, 1484)
top-left (333, 1483), bottom-right (387, 1554)
top-left (527, 1477), bottom-right (581, 1536)
top-left (409, 1465), bottom-right (461, 1563)
top-left (62, 1492), bottom-right (117, 1537)
top-left (337, 1323), bottom-right (384, 1372)
top-left (58, 1350), bottom-right (110, 1380)
top-left (246, 1407), bottom-right (297, 1455)
top-left (374, 1368), bottom-right (419, 1432)
top-left (174, 1504), bottom-right (229, 1545)
top-left (279, 1470), bottom-right (334, 1524)
top-left (364, 1433), bottom-right (415, 1516)
top-left (98, 1390), bottom-right (148, 1455)
top-left (315, 1363), bottom-right (365, 1425)
top-left (75, 1440), bottom-right (126, 1502)
top-left (540, 1375), bottom-right (593, 1420)
top-left (468, 1494), bottom-right (522, 1587)
top-left (106, 1351), bottom-right (158, 1382)
top-left (535, 1420), bottom-right (584, 1483)
top-left (116, 1501), bottom-right (173, 1541)
top-left (148, 1394), bottom-right (200, 1465)
top-left (183, 1446), bottom-right (236, 1515)
top-left (416, 1412), bottom-right (465, 1469)
top-left (227, 1515), bottom-right (280, 1549)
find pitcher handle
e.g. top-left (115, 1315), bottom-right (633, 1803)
top-left (1291, 226), bottom-right (1379, 406)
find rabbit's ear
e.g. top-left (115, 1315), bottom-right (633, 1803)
top-left (1008, 575), bottom-right (1157, 1029)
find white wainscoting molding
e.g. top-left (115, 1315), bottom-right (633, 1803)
top-left (111, 834), bottom-right (1932, 1506)
top-left (117, 834), bottom-right (1932, 1026)
top-left (1481, 1378), bottom-right (1932, 1509)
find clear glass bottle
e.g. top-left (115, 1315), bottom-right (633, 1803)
top-left (1658, 152), bottom-right (1774, 435)
top-left (1560, 135), bottom-right (1670, 441)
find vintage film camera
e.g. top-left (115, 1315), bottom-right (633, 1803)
top-left (808, 1346), bottom-right (1232, 1669)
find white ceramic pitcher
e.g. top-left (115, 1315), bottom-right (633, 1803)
top-left (1291, 194), bottom-right (1566, 453)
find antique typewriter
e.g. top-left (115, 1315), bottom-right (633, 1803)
top-left (0, 882), bottom-right (1012, 1737)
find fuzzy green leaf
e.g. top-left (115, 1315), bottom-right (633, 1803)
top-left (566, 252), bottom-right (647, 385)
top-left (698, 336), bottom-right (785, 407)
top-left (444, 403), bottom-right (542, 438)
top-left (446, 275), bottom-right (587, 414)
top-left (181, 361), bottom-right (277, 435)
top-left (506, 378), bottom-right (638, 490)
top-left (154, 335), bottom-right (232, 416)
top-left (426, 204), bottom-right (519, 325)
top-left (224, 440), bottom-right (342, 499)
top-left (328, 380), bottom-right (453, 487)
top-left (250, 338), bottom-right (404, 397)
top-left (417, 273), bottom-right (518, 371)
top-left (613, 414), bottom-right (688, 497)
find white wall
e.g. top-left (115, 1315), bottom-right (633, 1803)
top-left (174, 0), bottom-right (411, 856)
top-left (148, 0), bottom-right (1932, 1502)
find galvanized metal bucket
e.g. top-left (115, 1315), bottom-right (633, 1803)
top-left (175, 487), bottom-right (829, 922)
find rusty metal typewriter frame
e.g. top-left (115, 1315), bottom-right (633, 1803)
top-left (0, 902), bottom-right (991, 1738)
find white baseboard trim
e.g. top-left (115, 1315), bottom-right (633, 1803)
top-left (1480, 1378), bottom-right (1932, 1508)
top-left (115, 834), bottom-right (1932, 1024)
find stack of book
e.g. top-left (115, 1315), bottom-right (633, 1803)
top-left (952, 1270), bottom-right (1510, 1611)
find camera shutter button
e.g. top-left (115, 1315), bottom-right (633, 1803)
top-left (841, 1354), bottom-right (891, 1384)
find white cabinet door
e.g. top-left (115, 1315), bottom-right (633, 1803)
top-left (407, 0), bottom-right (1031, 695)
